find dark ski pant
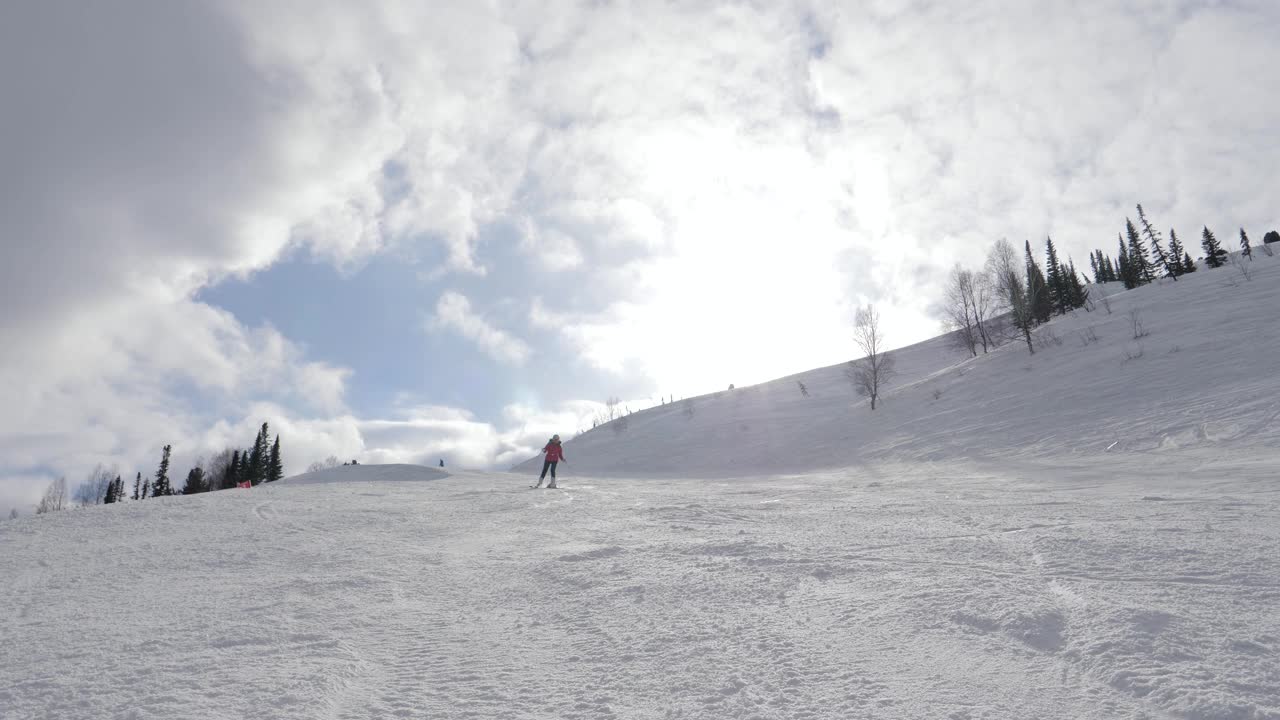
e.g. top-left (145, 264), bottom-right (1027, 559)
top-left (539, 460), bottom-right (558, 481)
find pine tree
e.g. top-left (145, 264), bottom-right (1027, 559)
top-left (1240, 228), bottom-right (1252, 261)
top-left (182, 467), bottom-right (206, 495)
top-left (1089, 251), bottom-right (1100, 283)
top-left (104, 475), bottom-right (120, 504)
top-left (1117, 236), bottom-right (1134, 289)
top-left (141, 477), bottom-right (151, 500)
top-left (1168, 230), bottom-right (1186, 277)
top-left (1202, 226), bottom-right (1227, 268)
top-left (1136, 204), bottom-right (1175, 281)
top-left (151, 445), bottom-right (174, 497)
top-left (1182, 251), bottom-right (1197, 274)
top-left (246, 423), bottom-right (270, 486)
top-left (267, 435), bottom-right (284, 483)
top-left (1126, 219), bottom-right (1152, 285)
top-left (1101, 254), bottom-right (1116, 282)
top-left (245, 441), bottom-right (261, 486)
top-left (132, 471), bottom-right (142, 501)
top-left (1044, 237), bottom-right (1069, 315)
top-left (1025, 240), bottom-right (1052, 324)
top-left (1067, 259), bottom-right (1088, 309)
top-left (226, 450), bottom-right (242, 489)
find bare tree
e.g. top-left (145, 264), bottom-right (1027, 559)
top-left (968, 272), bottom-right (997, 352)
top-left (985, 238), bottom-right (1036, 354)
top-left (1129, 308), bottom-right (1149, 339)
top-left (73, 463), bottom-right (116, 506)
top-left (605, 396), bottom-right (620, 421)
top-left (305, 455), bottom-right (341, 473)
top-left (36, 477), bottom-right (69, 514)
top-left (942, 266), bottom-right (997, 356)
top-left (205, 448), bottom-right (236, 490)
top-left (847, 305), bottom-right (896, 410)
top-left (1228, 251), bottom-right (1253, 282)
top-left (943, 265), bottom-right (979, 357)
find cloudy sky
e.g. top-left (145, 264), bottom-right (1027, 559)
top-left (2, 0), bottom-right (1277, 514)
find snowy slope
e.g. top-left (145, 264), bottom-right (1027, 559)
top-left (518, 253), bottom-right (1280, 479)
top-left (3, 254), bottom-right (1279, 720)
top-left (3, 465), bottom-right (1276, 719)
top-left (283, 463), bottom-right (449, 485)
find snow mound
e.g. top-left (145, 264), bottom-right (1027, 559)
top-left (283, 463), bottom-right (449, 485)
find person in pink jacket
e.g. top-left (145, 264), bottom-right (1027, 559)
top-left (536, 434), bottom-right (566, 488)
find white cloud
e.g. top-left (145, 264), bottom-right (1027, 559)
top-left (518, 217), bottom-right (585, 272)
top-left (3, 1), bottom-right (1278, 512)
top-left (431, 291), bottom-right (532, 366)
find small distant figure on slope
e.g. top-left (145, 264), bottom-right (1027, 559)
top-left (439, 459), bottom-right (444, 468)
top-left (535, 434), bottom-right (566, 489)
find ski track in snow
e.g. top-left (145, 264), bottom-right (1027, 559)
top-left (3, 465), bottom-right (1278, 720)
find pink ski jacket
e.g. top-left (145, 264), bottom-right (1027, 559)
top-left (543, 441), bottom-right (565, 463)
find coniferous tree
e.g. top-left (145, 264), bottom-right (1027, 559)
top-left (1240, 228), bottom-right (1252, 261)
top-left (1168, 230), bottom-right (1186, 277)
top-left (1125, 219), bottom-right (1152, 285)
top-left (151, 445), bottom-right (174, 497)
top-left (1201, 226), bottom-right (1227, 268)
top-left (1182, 251), bottom-right (1197, 274)
top-left (1089, 251), bottom-right (1100, 283)
top-left (245, 441), bottom-right (262, 486)
top-left (267, 435), bottom-right (284, 483)
top-left (132, 471), bottom-right (142, 501)
top-left (246, 423), bottom-right (270, 486)
top-left (1151, 236), bottom-right (1175, 280)
top-left (1025, 241), bottom-right (1052, 323)
top-left (1044, 237), bottom-right (1069, 315)
top-left (141, 476), bottom-right (151, 499)
top-left (1067, 259), bottom-right (1088, 309)
top-left (104, 475), bottom-right (120, 504)
top-left (226, 450), bottom-right (242, 489)
top-left (182, 467), bottom-right (207, 495)
top-left (1101, 254), bottom-right (1116, 282)
top-left (1136, 204), bottom-right (1175, 281)
top-left (1117, 236), bottom-right (1134, 289)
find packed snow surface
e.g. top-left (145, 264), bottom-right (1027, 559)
top-left (4, 466), bottom-right (1277, 719)
top-left (3, 254), bottom-right (1279, 719)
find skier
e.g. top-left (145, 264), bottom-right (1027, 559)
top-left (535, 434), bottom-right (566, 488)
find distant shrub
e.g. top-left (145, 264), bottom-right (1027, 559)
top-left (1129, 309), bottom-right (1149, 339)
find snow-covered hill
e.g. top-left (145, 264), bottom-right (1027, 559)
top-left (3, 254), bottom-right (1278, 719)
top-left (518, 252), bottom-right (1280, 479)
